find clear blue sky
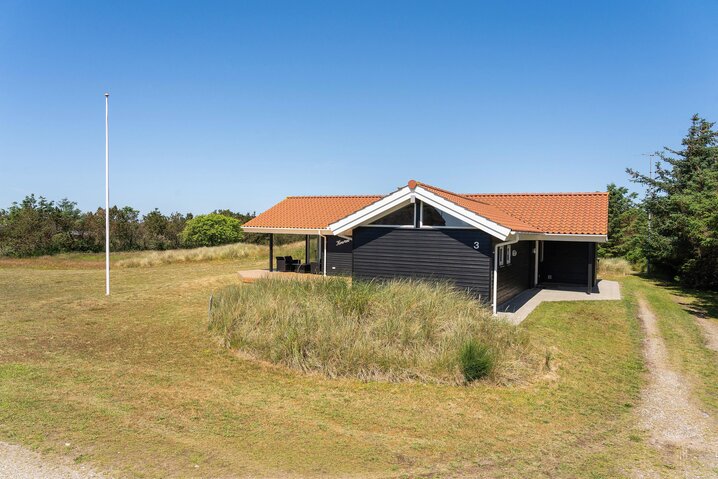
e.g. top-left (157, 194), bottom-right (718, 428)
top-left (1, 1), bottom-right (717, 215)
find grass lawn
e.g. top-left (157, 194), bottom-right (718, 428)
top-left (0, 250), bottom-right (665, 478)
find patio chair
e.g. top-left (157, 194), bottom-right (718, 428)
top-left (276, 256), bottom-right (301, 272)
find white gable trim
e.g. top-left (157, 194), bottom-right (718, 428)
top-left (415, 186), bottom-right (511, 239)
top-left (328, 186), bottom-right (413, 234)
top-left (329, 185), bottom-right (512, 239)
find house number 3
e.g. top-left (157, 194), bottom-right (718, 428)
top-left (473, 241), bottom-right (480, 250)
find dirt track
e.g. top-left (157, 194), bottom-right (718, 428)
top-left (636, 298), bottom-right (718, 478)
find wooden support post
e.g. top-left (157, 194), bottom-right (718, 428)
top-left (269, 234), bottom-right (274, 272)
top-left (305, 235), bottom-right (310, 263)
top-left (316, 236), bottom-right (322, 273)
top-left (535, 240), bottom-right (540, 287)
top-left (587, 242), bottom-right (592, 294)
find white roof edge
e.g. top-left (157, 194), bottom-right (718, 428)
top-left (517, 233), bottom-right (608, 243)
top-left (329, 185), bottom-right (511, 240)
top-left (242, 226), bottom-right (331, 235)
top-left (328, 186), bottom-right (412, 233)
top-left (414, 186), bottom-right (511, 239)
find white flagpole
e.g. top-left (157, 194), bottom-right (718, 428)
top-left (105, 92), bottom-right (110, 296)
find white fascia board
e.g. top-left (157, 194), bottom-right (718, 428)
top-left (328, 186), bottom-right (413, 234)
top-left (414, 187), bottom-right (511, 240)
top-left (517, 233), bottom-right (608, 243)
top-left (242, 227), bottom-right (331, 235)
top-left (329, 185), bottom-right (511, 240)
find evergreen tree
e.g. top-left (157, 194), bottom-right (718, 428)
top-left (627, 114), bottom-right (718, 288)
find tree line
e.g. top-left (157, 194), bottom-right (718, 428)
top-left (601, 114), bottom-right (718, 290)
top-left (0, 198), bottom-right (270, 257)
top-left (2, 114), bottom-right (716, 289)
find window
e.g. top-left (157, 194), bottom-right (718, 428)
top-left (421, 203), bottom-right (472, 227)
top-left (498, 245), bottom-right (504, 266)
top-left (369, 203), bottom-right (415, 226)
top-left (506, 245), bottom-right (512, 265)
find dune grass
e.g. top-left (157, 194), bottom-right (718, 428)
top-left (116, 241), bottom-right (304, 268)
top-left (209, 278), bottom-right (539, 384)
top-left (598, 257), bottom-right (635, 276)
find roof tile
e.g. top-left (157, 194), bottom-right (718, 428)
top-left (467, 192), bottom-right (608, 235)
top-left (243, 182), bottom-right (608, 235)
top-left (243, 195), bottom-right (382, 230)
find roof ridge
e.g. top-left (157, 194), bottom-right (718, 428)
top-left (466, 192), bottom-right (608, 196)
top-left (285, 194), bottom-right (383, 199)
top-left (415, 181), bottom-right (492, 206)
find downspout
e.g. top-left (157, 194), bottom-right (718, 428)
top-left (492, 233), bottom-right (520, 315)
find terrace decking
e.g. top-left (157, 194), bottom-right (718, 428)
top-left (497, 280), bottom-right (621, 324)
top-left (238, 269), bottom-right (324, 283)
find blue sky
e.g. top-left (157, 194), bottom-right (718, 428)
top-left (1, 1), bottom-right (717, 215)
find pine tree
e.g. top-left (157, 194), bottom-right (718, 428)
top-left (627, 115), bottom-right (718, 288)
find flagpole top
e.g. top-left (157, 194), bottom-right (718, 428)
top-left (104, 92), bottom-right (109, 97)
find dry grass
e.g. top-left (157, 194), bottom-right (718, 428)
top-left (116, 241), bottom-right (304, 268)
top-left (209, 278), bottom-right (540, 385)
top-left (598, 257), bottom-right (635, 277)
top-left (0, 255), bottom-right (659, 478)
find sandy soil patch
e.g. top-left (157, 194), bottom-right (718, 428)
top-left (0, 442), bottom-right (106, 479)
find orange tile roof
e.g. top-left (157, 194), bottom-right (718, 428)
top-left (243, 195), bottom-right (382, 230)
top-left (466, 192), bottom-right (608, 235)
top-left (417, 183), bottom-right (543, 233)
top-left (244, 181), bottom-right (608, 236)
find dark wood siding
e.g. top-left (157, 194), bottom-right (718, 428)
top-left (540, 241), bottom-right (596, 285)
top-left (352, 227), bottom-right (493, 301)
top-left (495, 240), bottom-right (532, 306)
top-left (325, 235), bottom-right (353, 276)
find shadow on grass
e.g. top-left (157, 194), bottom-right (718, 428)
top-left (634, 272), bottom-right (718, 320)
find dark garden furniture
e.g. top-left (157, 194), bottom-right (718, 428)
top-left (295, 262), bottom-right (320, 274)
top-left (276, 256), bottom-right (300, 272)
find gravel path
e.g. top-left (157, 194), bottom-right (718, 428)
top-left (636, 298), bottom-right (718, 478)
top-left (695, 315), bottom-right (718, 352)
top-left (0, 442), bottom-right (106, 479)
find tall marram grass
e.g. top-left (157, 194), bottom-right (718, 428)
top-left (598, 257), bottom-right (634, 277)
top-left (209, 278), bottom-right (540, 385)
top-left (116, 242), bottom-right (303, 268)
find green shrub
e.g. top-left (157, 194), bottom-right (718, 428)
top-left (459, 339), bottom-right (494, 382)
top-left (208, 278), bottom-right (538, 385)
top-left (180, 213), bottom-right (243, 248)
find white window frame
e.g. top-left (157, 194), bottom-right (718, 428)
top-left (498, 245), bottom-right (505, 266)
top-left (506, 244), bottom-right (512, 265)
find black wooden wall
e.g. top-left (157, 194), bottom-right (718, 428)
top-left (540, 241), bottom-right (596, 285)
top-left (352, 227), bottom-right (493, 301)
top-left (325, 235), bottom-right (353, 276)
top-left (495, 240), bottom-right (532, 306)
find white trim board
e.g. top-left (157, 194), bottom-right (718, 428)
top-left (517, 233), bottom-right (608, 243)
top-left (242, 227), bottom-right (331, 235)
top-left (329, 185), bottom-right (512, 240)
